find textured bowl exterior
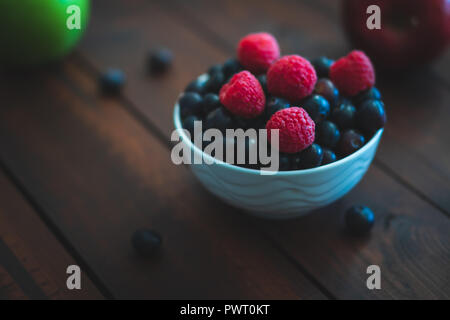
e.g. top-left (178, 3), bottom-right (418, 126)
top-left (174, 103), bottom-right (383, 219)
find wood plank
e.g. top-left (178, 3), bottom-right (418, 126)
top-left (77, 0), bottom-right (450, 298)
top-left (0, 171), bottom-right (103, 299)
top-left (0, 61), bottom-right (326, 299)
top-left (258, 164), bottom-right (450, 299)
top-left (0, 265), bottom-right (28, 300)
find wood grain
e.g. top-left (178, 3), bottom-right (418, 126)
top-left (0, 170), bottom-right (103, 299)
top-left (0, 61), bottom-right (326, 299)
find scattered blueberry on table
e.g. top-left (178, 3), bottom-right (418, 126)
top-left (131, 229), bottom-right (162, 257)
top-left (177, 32), bottom-right (386, 171)
top-left (99, 68), bottom-right (125, 94)
top-left (149, 47), bottom-right (173, 74)
top-left (344, 205), bottom-right (375, 235)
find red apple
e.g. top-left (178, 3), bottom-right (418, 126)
top-left (342, 0), bottom-right (450, 70)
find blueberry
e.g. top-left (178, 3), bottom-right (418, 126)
top-left (265, 96), bottom-right (290, 120)
top-left (131, 229), bottom-right (162, 257)
top-left (185, 77), bottom-right (207, 95)
top-left (279, 154), bottom-right (291, 171)
top-left (208, 64), bottom-right (223, 75)
top-left (202, 93), bottom-right (221, 114)
top-left (322, 148), bottom-right (337, 165)
top-left (314, 79), bottom-right (339, 107)
top-left (311, 56), bottom-right (334, 78)
top-left (345, 205), bottom-right (375, 235)
top-left (179, 92), bottom-right (203, 118)
top-left (205, 69), bottom-right (225, 93)
top-left (148, 48), bottom-right (173, 74)
top-left (182, 115), bottom-right (200, 138)
top-left (223, 58), bottom-right (242, 78)
top-left (357, 100), bottom-right (386, 136)
top-left (205, 107), bottom-right (234, 132)
top-left (338, 129), bottom-right (365, 157)
top-left (302, 94), bottom-right (330, 123)
top-left (257, 74), bottom-right (268, 94)
top-left (99, 69), bottom-right (125, 94)
top-left (316, 121), bottom-right (340, 149)
top-left (292, 144), bottom-right (323, 169)
top-left (354, 87), bottom-right (381, 106)
top-left (331, 101), bottom-right (356, 130)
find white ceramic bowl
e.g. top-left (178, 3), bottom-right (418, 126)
top-left (173, 101), bottom-right (383, 219)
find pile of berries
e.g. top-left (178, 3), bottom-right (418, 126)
top-left (179, 32), bottom-right (386, 170)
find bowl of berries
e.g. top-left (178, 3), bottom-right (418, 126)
top-left (173, 33), bottom-right (386, 219)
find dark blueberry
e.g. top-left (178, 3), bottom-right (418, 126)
top-left (357, 100), bottom-right (386, 136)
top-left (311, 56), bottom-right (334, 78)
top-left (316, 121), bottom-right (340, 149)
top-left (322, 148), bottom-right (337, 165)
top-left (331, 101), bottom-right (356, 130)
top-left (338, 97), bottom-right (353, 108)
top-left (205, 69), bottom-right (225, 93)
top-left (185, 77), bottom-right (207, 95)
top-left (314, 78), bottom-right (339, 107)
top-left (179, 92), bottom-right (203, 118)
top-left (202, 93), bottom-right (221, 114)
top-left (223, 58), bottom-right (242, 78)
top-left (302, 94), bottom-right (330, 123)
top-left (279, 154), bottom-right (291, 171)
top-left (354, 87), bottom-right (381, 106)
top-left (99, 69), bottom-right (125, 94)
top-left (345, 205), bottom-right (375, 235)
top-left (205, 107), bottom-right (234, 132)
top-left (234, 115), bottom-right (265, 130)
top-left (182, 115), bottom-right (200, 138)
top-left (292, 144), bottom-right (323, 169)
top-left (338, 129), bottom-right (365, 157)
top-left (131, 229), bottom-right (162, 257)
top-left (208, 64), bottom-right (223, 75)
top-left (257, 74), bottom-right (268, 94)
top-left (148, 48), bottom-right (173, 74)
top-left (265, 96), bottom-right (290, 120)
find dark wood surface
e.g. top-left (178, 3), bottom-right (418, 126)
top-left (0, 0), bottom-right (448, 299)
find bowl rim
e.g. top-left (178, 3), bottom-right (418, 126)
top-left (173, 99), bottom-right (383, 176)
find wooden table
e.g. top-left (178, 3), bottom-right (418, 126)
top-left (0, 0), bottom-right (449, 300)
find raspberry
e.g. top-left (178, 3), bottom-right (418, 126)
top-left (219, 71), bottom-right (266, 118)
top-left (267, 55), bottom-right (317, 102)
top-left (266, 107), bottom-right (315, 153)
top-left (237, 33), bottom-right (280, 74)
top-left (330, 50), bottom-right (375, 96)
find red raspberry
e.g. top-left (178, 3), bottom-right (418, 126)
top-left (330, 50), bottom-right (375, 96)
top-left (266, 107), bottom-right (315, 154)
top-left (237, 32), bottom-right (280, 74)
top-left (267, 55), bottom-right (317, 102)
top-left (219, 71), bottom-right (266, 118)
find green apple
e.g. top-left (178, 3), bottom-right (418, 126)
top-left (0, 0), bottom-right (90, 66)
